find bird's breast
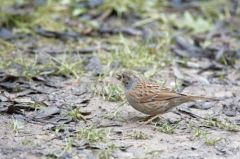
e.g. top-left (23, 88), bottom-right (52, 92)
top-left (125, 92), bottom-right (153, 115)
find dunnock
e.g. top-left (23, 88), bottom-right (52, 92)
top-left (116, 70), bottom-right (215, 123)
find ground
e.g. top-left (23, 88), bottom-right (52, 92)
top-left (0, 0), bottom-right (240, 159)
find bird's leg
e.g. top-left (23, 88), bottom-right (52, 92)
top-left (141, 114), bottom-right (162, 124)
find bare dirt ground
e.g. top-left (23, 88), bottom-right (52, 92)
top-left (1, 66), bottom-right (240, 159)
top-left (1, 0), bottom-right (240, 159)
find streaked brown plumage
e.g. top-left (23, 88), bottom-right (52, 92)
top-left (116, 71), bottom-right (215, 121)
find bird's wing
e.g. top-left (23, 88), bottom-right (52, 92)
top-left (129, 82), bottom-right (185, 103)
top-left (139, 91), bottom-right (183, 103)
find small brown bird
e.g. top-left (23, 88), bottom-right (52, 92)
top-left (116, 70), bottom-right (215, 123)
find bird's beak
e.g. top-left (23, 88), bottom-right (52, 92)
top-left (116, 73), bottom-right (122, 81)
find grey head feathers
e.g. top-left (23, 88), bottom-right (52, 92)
top-left (116, 71), bottom-right (144, 91)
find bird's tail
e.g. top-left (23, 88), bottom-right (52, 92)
top-left (186, 95), bottom-right (218, 101)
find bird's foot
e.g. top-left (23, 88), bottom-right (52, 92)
top-left (138, 115), bottom-right (162, 124)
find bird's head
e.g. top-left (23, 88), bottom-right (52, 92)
top-left (116, 70), bottom-right (143, 90)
